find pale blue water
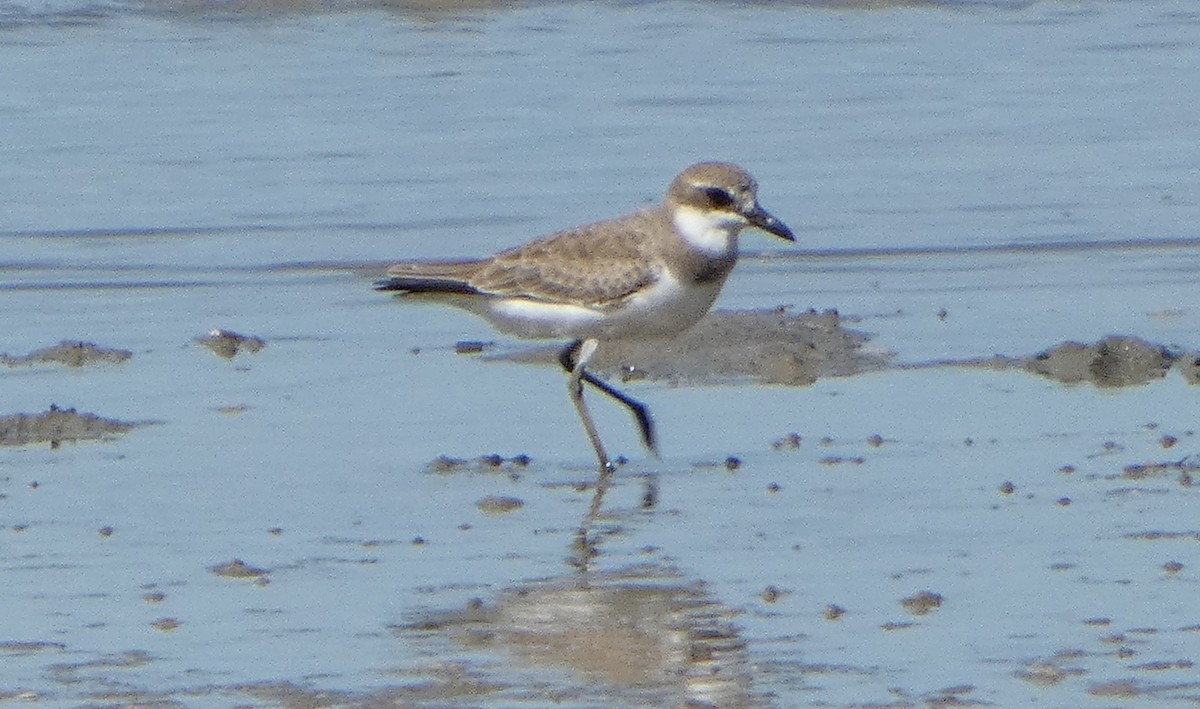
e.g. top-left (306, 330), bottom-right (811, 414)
top-left (4, 0), bottom-right (1198, 259)
top-left (2, 1), bottom-right (1199, 707)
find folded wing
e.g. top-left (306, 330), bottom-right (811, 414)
top-left (377, 218), bottom-right (661, 310)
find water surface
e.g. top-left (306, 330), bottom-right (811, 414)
top-left (2, 1), bottom-right (1199, 706)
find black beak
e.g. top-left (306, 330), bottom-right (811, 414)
top-left (746, 204), bottom-right (795, 242)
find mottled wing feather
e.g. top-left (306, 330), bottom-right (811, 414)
top-left (468, 218), bottom-right (660, 309)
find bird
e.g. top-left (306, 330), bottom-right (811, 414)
top-left (376, 161), bottom-right (794, 473)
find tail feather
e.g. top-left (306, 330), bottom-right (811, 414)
top-left (374, 275), bottom-right (480, 295)
top-left (374, 260), bottom-right (485, 295)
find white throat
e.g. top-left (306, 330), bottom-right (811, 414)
top-left (672, 206), bottom-right (743, 256)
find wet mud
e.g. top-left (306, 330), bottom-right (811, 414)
top-left (900, 335), bottom-right (1198, 387)
top-left (0, 404), bottom-right (143, 447)
top-left (425, 453), bottom-right (533, 477)
top-left (1, 340), bottom-right (132, 368)
top-left (475, 495), bottom-right (524, 514)
top-left (209, 558), bottom-right (271, 582)
top-left (593, 308), bottom-right (884, 385)
top-left (1022, 336), bottom-right (1186, 387)
top-left (196, 329), bottom-right (267, 360)
top-left (899, 590), bottom-right (944, 617)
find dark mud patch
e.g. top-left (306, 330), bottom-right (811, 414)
top-left (454, 339), bottom-right (494, 355)
top-left (902, 335), bottom-right (1196, 388)
top-left (597, 308), bottom-right (883, 385)
top-left (1023, 336), bottom-right (1180, 387)
top-left (0, 641), bottom-right (66, 654)
top-left (1016, 655), bottom-right (1086, 687)
top-left (425, 453), bottom-right (533, 477)
top-left (1179, 354), bottom-right (1200, 385)
top-left (197, 329), bottom-right (266, 359)
top-left (47, 649), bottom-right (154, 677)
top-left (1121, 459), bottom-right (1200, 482)
top-left (1088, 678), bottom-right (1200, 702)
top-left (209, 559), bottom-right (270, 583)
top-left (900, 590), bottom-right (944, 616)
top-left (0, 405), bottom-right (145, 447)
top-left (231, 682), bottom-right (356, 708)
top-left (475, 495), bottom-right (524, 514)
top-left (232, 672), bottom-right (501, 709)
top-left (1, 340), bottom-right (132, 367)
top-left (150, 618), bottom-right (181, 632)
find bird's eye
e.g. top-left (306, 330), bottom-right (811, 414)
top-left (703, 187), bottom-right (736, 209)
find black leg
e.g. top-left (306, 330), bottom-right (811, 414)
top-left (558, 341), bottom-right (658, 456)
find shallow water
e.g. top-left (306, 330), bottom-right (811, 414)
top-left (2, 1), bottom-right (1200, 707)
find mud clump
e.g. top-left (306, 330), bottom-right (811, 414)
top-left (210, 559), bottom-right (270, 584)
top-left (587, 308), bottom-right (887, 385)
top-left (900, 590), bottom-right (944, 616)
top-left (151, 618), bottom-right (181, 632)
top-left (425, 454), bottom-right (532, 476)
top-left (1123, 459), bottom-right (1200, 480)
top-left (1179, 353), bottom-right (1200, 385)
top-left (0, 405), bottom-right (142, 447)
top-left (198, 329), bottom-right (266, 359)
top-left (1024, 336), bottom-right (1178, 387)
top-left (454, 340), bottom-right (493, 355)
top-left (1, 340), bottom-right (132, 368)
top-left (475, 495), bottom-right (524, 514)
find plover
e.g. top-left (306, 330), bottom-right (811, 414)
top-left (376, 161), bottom-right (794, 472)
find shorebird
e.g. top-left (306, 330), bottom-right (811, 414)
top-left (376, 162), bottom-right (794, 473)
